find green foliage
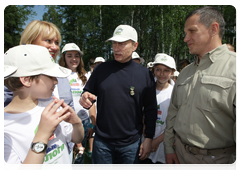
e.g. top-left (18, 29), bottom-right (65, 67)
top-left (4, 5), bottom-right (236, 71)
top-left (4, 5), bottom-right (36, 52)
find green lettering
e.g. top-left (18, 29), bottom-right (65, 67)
top-left (44, 144), bottom-right (65, 162)
top-left (34, 125), bottom-right (39, 135)
top-left (44, 153), bottom-right (53, 162)
top-left (49, 152), bottom-right (53, 160)
top-left (44, 154), bottom-right (49, 162)
top-left (57, 146), bottom-right (61, 154)
top-left (53, 150), bottom-right (58, 157)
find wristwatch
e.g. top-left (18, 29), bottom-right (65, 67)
top-left (31, 142), bottom-right (47, 154)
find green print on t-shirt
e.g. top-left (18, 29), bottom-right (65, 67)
top-left (69, 79), bottom-right (77, 86)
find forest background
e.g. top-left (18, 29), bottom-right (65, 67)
top-left (4, 5), bottom-right (236, 71)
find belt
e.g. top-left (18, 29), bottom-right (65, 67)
top-left (184, 144), bottom-right (236, 156)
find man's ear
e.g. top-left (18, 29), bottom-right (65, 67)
top-left (19, 77), bottom-right (32, 87)
top-left (132, 42), bottom-right (138, 51)
top-left (211, 22), bottom-right (219, 37)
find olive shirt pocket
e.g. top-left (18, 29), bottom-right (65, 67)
top-left (196, 75), bottom-right (234, 112)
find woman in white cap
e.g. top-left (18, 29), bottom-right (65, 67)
top-left (141, 53), bottom-right (176, 164)
top-left (59, 43), bottom-right (96, 164)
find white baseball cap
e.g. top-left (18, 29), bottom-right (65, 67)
top-left (106, 25), bottom-right (138, 42)
top-left (4, 44), bottom-right (72, 78)
top-left (4, 65), bottom-right (18, 79)
top-left (174, 70), bottom-right (179, 77)
top-left (153, 53), bottom-right (176, 70)
top-left (94, 57), bottom-right (105, 63)
top-left (132, 52), bottom-right (145, 64)
top-left (62, 43), bottom-right (83, 55)
top-left (147, 62), bottom-right (153, 68)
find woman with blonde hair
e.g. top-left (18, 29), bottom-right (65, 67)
top-left (20, 20), bottom-right (61, 60)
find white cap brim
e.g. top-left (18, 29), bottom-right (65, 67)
top-left (4, 65), bottom-right (18, 79)
top-left (42, 64), bottom-right (72, 78)
top-left (106, 36), bottom-right (132, 42)
top-left (63, 49), bottom-right (83, 56)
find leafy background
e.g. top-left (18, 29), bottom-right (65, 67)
top-left (4, 5), bottom-right (236, 71)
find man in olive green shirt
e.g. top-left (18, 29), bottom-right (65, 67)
top-left (164, 6), bottom-right (236, 164)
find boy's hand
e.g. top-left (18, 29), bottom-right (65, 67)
top-left (52, 96), bottom-right (84, 144)
top-left (34, 98), bottom-right (71, 143)
top-left (53, 96), bottom-right (82, 125)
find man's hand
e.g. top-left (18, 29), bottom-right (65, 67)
top-left (166, 153), bottom-right (180, 164)
top-left (79, 92), bottom-right (96, 109)
top-left (139, 138), bottom-right (152, 160)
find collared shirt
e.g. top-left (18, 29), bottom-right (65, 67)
top-left (164, 44), bottom-right (236, 154)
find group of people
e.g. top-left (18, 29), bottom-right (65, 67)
top-left (4, 6), bottom-right (235, 165)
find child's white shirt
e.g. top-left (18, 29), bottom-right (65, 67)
top-left (4, 100), bottom-right (73, 164)
top-left (143, 84), bottom-right (173, 163)
top-left (67, 72), bottom-right (90, 121)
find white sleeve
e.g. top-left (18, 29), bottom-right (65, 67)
top-left (61, 121), bottom-right (74, 153)
top-left (62, 122), bottom-right (73, 143)
top-left (4, 137), bottom-right (22, 164)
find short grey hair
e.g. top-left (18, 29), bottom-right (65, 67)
top-left (186, 6), bottom-right (225, 39)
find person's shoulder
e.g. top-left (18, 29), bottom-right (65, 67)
top-left (132, 61), bottom-right (149, 71)
top-left (225, 50), bottom-right (236, 59)
top-left (179, 61), bottom-right (194, 75)
top-left (95, 60), bottom-right (113, 70)
top-left (56, 77), bottom-right (69, 83)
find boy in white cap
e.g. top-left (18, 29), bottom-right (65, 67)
top-left (132, 52), bottom-right (145, 64)
top-left (141, 53), bottom-right (176, 164)
top-left (80, 25), bottom-right (157, 164)
top-left (4, 44), bottom-right (84, 164)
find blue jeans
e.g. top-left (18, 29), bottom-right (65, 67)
top-left (74, 118), bottom-right (90, 164)
top-left (92, 135), bottom-right (141, 164)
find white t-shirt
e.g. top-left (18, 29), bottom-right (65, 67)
top-left (143, 84), bottom-right (173, 163)
top-left (67, 72), bottom-right (90, 121)
top-left (4, 100), bottom-right (73, 164)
